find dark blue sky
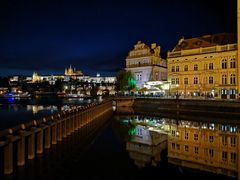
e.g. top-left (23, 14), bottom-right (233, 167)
top-left (0, 0), bottom-right (237, 77)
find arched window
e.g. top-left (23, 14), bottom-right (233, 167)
top-left (222, 75), bottom-right (227, 85)
top-left (230, 58), bottom-right (236, 68)
top-left (230, 74), bottom-right (236, 85)
top-left (222, 59), bottom-right (227, 69)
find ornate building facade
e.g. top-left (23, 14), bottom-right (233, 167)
top-left (167, 33), bottom-right (237, 99)
top-left (125, 41), bottom-right (167, 88)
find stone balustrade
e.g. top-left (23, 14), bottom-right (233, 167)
top-left (0, 99), bottom-right (113, 175)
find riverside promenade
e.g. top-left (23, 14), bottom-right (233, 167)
top-left (114, 96), bottom-right (240, 119)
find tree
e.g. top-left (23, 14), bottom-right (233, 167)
top-left (116, 70), bottom-right (136, 91)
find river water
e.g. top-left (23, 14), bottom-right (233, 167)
top-left (0, 98), bottom-right (238, 179)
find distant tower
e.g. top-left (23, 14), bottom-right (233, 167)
top-left (32, 72), bottom-right (40, 83)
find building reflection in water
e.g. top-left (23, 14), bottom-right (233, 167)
top-left (168, 120), bottom-right (239, 178)
top-left (126, 124), bottom-right (167, 168)
top-left (122, 115), bottom-right (240, 178)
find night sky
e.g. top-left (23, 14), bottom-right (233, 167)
top-left (0, 0), bottom-right (237, 77)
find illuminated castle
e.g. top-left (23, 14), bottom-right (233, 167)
top-left (64, 65), bottom-right (83, 76)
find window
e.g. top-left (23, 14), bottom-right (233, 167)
top-left (184, 65), bottom-right (188, 71)
top-left (176, 144), bottom-right (180, 150)
top-left (184, 78), bottom-right (188, 85)
top-left (194, 64), bottom-right (198, 71)
top-left (222, 59), bottom-right (227, 69)
top-left (171, 78), bottom-right (175, 85)
top-left (230, 74), bottom-right (236, 85)
top-left (209, 136), bottom-right (214, 143)
top-left (136, 74), bottom-right (142, 81)
top-left (194, 134), bottom-right (198, 141)
top-left (231, 152), bottom-right (236, 163)
top-left (222, 135), bottom-right (227, 146)
top-left (176, 66), bottom-right (179, 72)
top-left (230, 136), bottom-right (236, 147)
top-left (194, 77), bottom-right (198, 84)
top-left (171, 66), bottom-right (175, 72)
top-left (172, 143), bottom-right (175, 150)
top-left (209, 63), bottom-right (213, 70)
top-left (185, 132), bottom-right (188, 140)
top-left (222, 75), bottom-right (227, 85)
top-left (172, 130), bottom-right (176, 137)
top-left (195, 147), bottom-right (199, 154)
top-left (185, 145), bottom-right (189, 152)
top-left (209, 149), bottom-right (214, 157)
top-left (230, 58), bottom-right (236, 68)
top-left (176, 78), bottom-right (179, 85)
top-left (209, 77), bottom-right (213, 84)
top-left (222, 151), bottom-right (227, 161)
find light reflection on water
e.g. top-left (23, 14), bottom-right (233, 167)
top-left (0, 96), bottom-right (100, 130)
top-left (117, 115), bottom-right (239, 179)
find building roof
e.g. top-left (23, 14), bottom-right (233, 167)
top-left (172, 33), bottom-right (237, 52)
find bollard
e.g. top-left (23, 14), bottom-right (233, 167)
top-left (4, 130), bottom-right (13, 175)
top-left (44, 127), bottom-right (51, 149)
top-left (28, 132), bottom-right (35, 160)
top-left (36, 130), bottom-right (43, 154)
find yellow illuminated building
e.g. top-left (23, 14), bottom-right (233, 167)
top-left (125, 41), bottom-right (167, 88)
top-left (167, 33), bottom-right (237, 99)
top-left (64, 65), bottom-right (83, 76)
top-left (168, 120), bottom-right (240, 178)
top-left (32, 72), bottom-right (40, 83)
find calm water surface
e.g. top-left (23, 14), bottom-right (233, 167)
top-left (0, 97), bottom-right (99, 130)
top-left (3, 112), bottom-right (238, 179)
